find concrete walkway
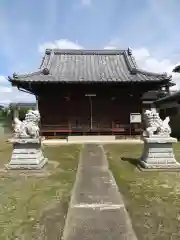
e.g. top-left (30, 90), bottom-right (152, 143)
top-left (62, 144), bottom-right (138, 240)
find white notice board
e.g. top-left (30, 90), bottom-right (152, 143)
top-left (130, 113), bottom-right (142, 123)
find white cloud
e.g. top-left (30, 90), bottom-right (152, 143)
top-left (38, 39), bottom-right (83, 53)
top-left (81, 0), bottom-right (91, 6)
top-left (0, 76), bottom-right (7, 83)
top-left (133, 48), bottom-right (150, 61)
top-left (104, 46), bottom-right (117, 50)
top-left (104, 38), bottom-right (121, 50)
top-left (132, 48), bottom-right (180, 90)
top-left (0, 87), bottom-right (35, 106)
top-left (104, 39), bottom-right (180, 90)
top-left (0, 87), bottom-right (12, 93)
top-left (133, 49), bottom-right (172, 73)
top-left (0, 99), bottom-right (11, 105)
top-left (0, 76), bottom-right (34, 105)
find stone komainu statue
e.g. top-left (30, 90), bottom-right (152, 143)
top-left (143, 109), bottom-right (171, 138)
top-left (13, 110), bottom-right (40, 138)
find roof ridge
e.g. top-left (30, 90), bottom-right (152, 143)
top-left (39, 56), bottom-right (45, 69)
top-left (46, 50), bottom-right (54, 69)
top-left (45, 49), bottom-right (126, 55)
top-left (13, 70), bottom-right (43, 78)
top-left (123, 49), bottom-right (137, 74)
top-left (127, 50), bottom-right (138, 69)
top-left (8, 69), bottom-right (49, 81)
top-left (136, 69), bottom-right (171, 78)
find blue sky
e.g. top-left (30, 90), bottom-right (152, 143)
top-left (0, 0), bottom-right (180, 104)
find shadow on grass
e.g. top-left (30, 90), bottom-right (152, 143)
top-left (121, 157), bottom-right (139, 167)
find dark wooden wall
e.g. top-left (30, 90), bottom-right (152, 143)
top-left (38, 83), bottom-right (144, 134)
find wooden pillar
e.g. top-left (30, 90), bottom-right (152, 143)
top-left (35, 96), bottom-right (39, 111)
top-left (35, 96), bottom-right (42, 135)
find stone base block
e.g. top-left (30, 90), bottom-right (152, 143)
top-left (6, 137), bottom-right (48, 170)
top-left (5, 158), bottom-right (48, 170)
top-left (139, 137), bottom-right (180, 169)
top-left (138, 161), bottom-right (180, 169)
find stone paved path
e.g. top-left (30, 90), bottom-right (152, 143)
top-left (62, 144), bottom-right (138, 240)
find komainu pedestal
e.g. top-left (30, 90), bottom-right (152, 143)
top-left (139, 109), bottom-right (180, 169)
top-left (6, 109), bottom-right (48, 170)
top-left (6, 137), bottom-right (48, 170)
top-left (139, 137), bottom-right (180, 169)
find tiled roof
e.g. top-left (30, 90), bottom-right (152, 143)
top-left (8, 49), bottom-right (172, 83)
top-left (141, 90), bottom-right (168, 101)
top-left (154, 90), bottom-right (180, 105)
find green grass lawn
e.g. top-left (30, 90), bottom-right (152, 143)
top-left (2, 132), bottom-right (180, 240)
top-left (0, 135), bottom-right (81, 240)
top-left (104, 143), bottom-right (180, 240)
